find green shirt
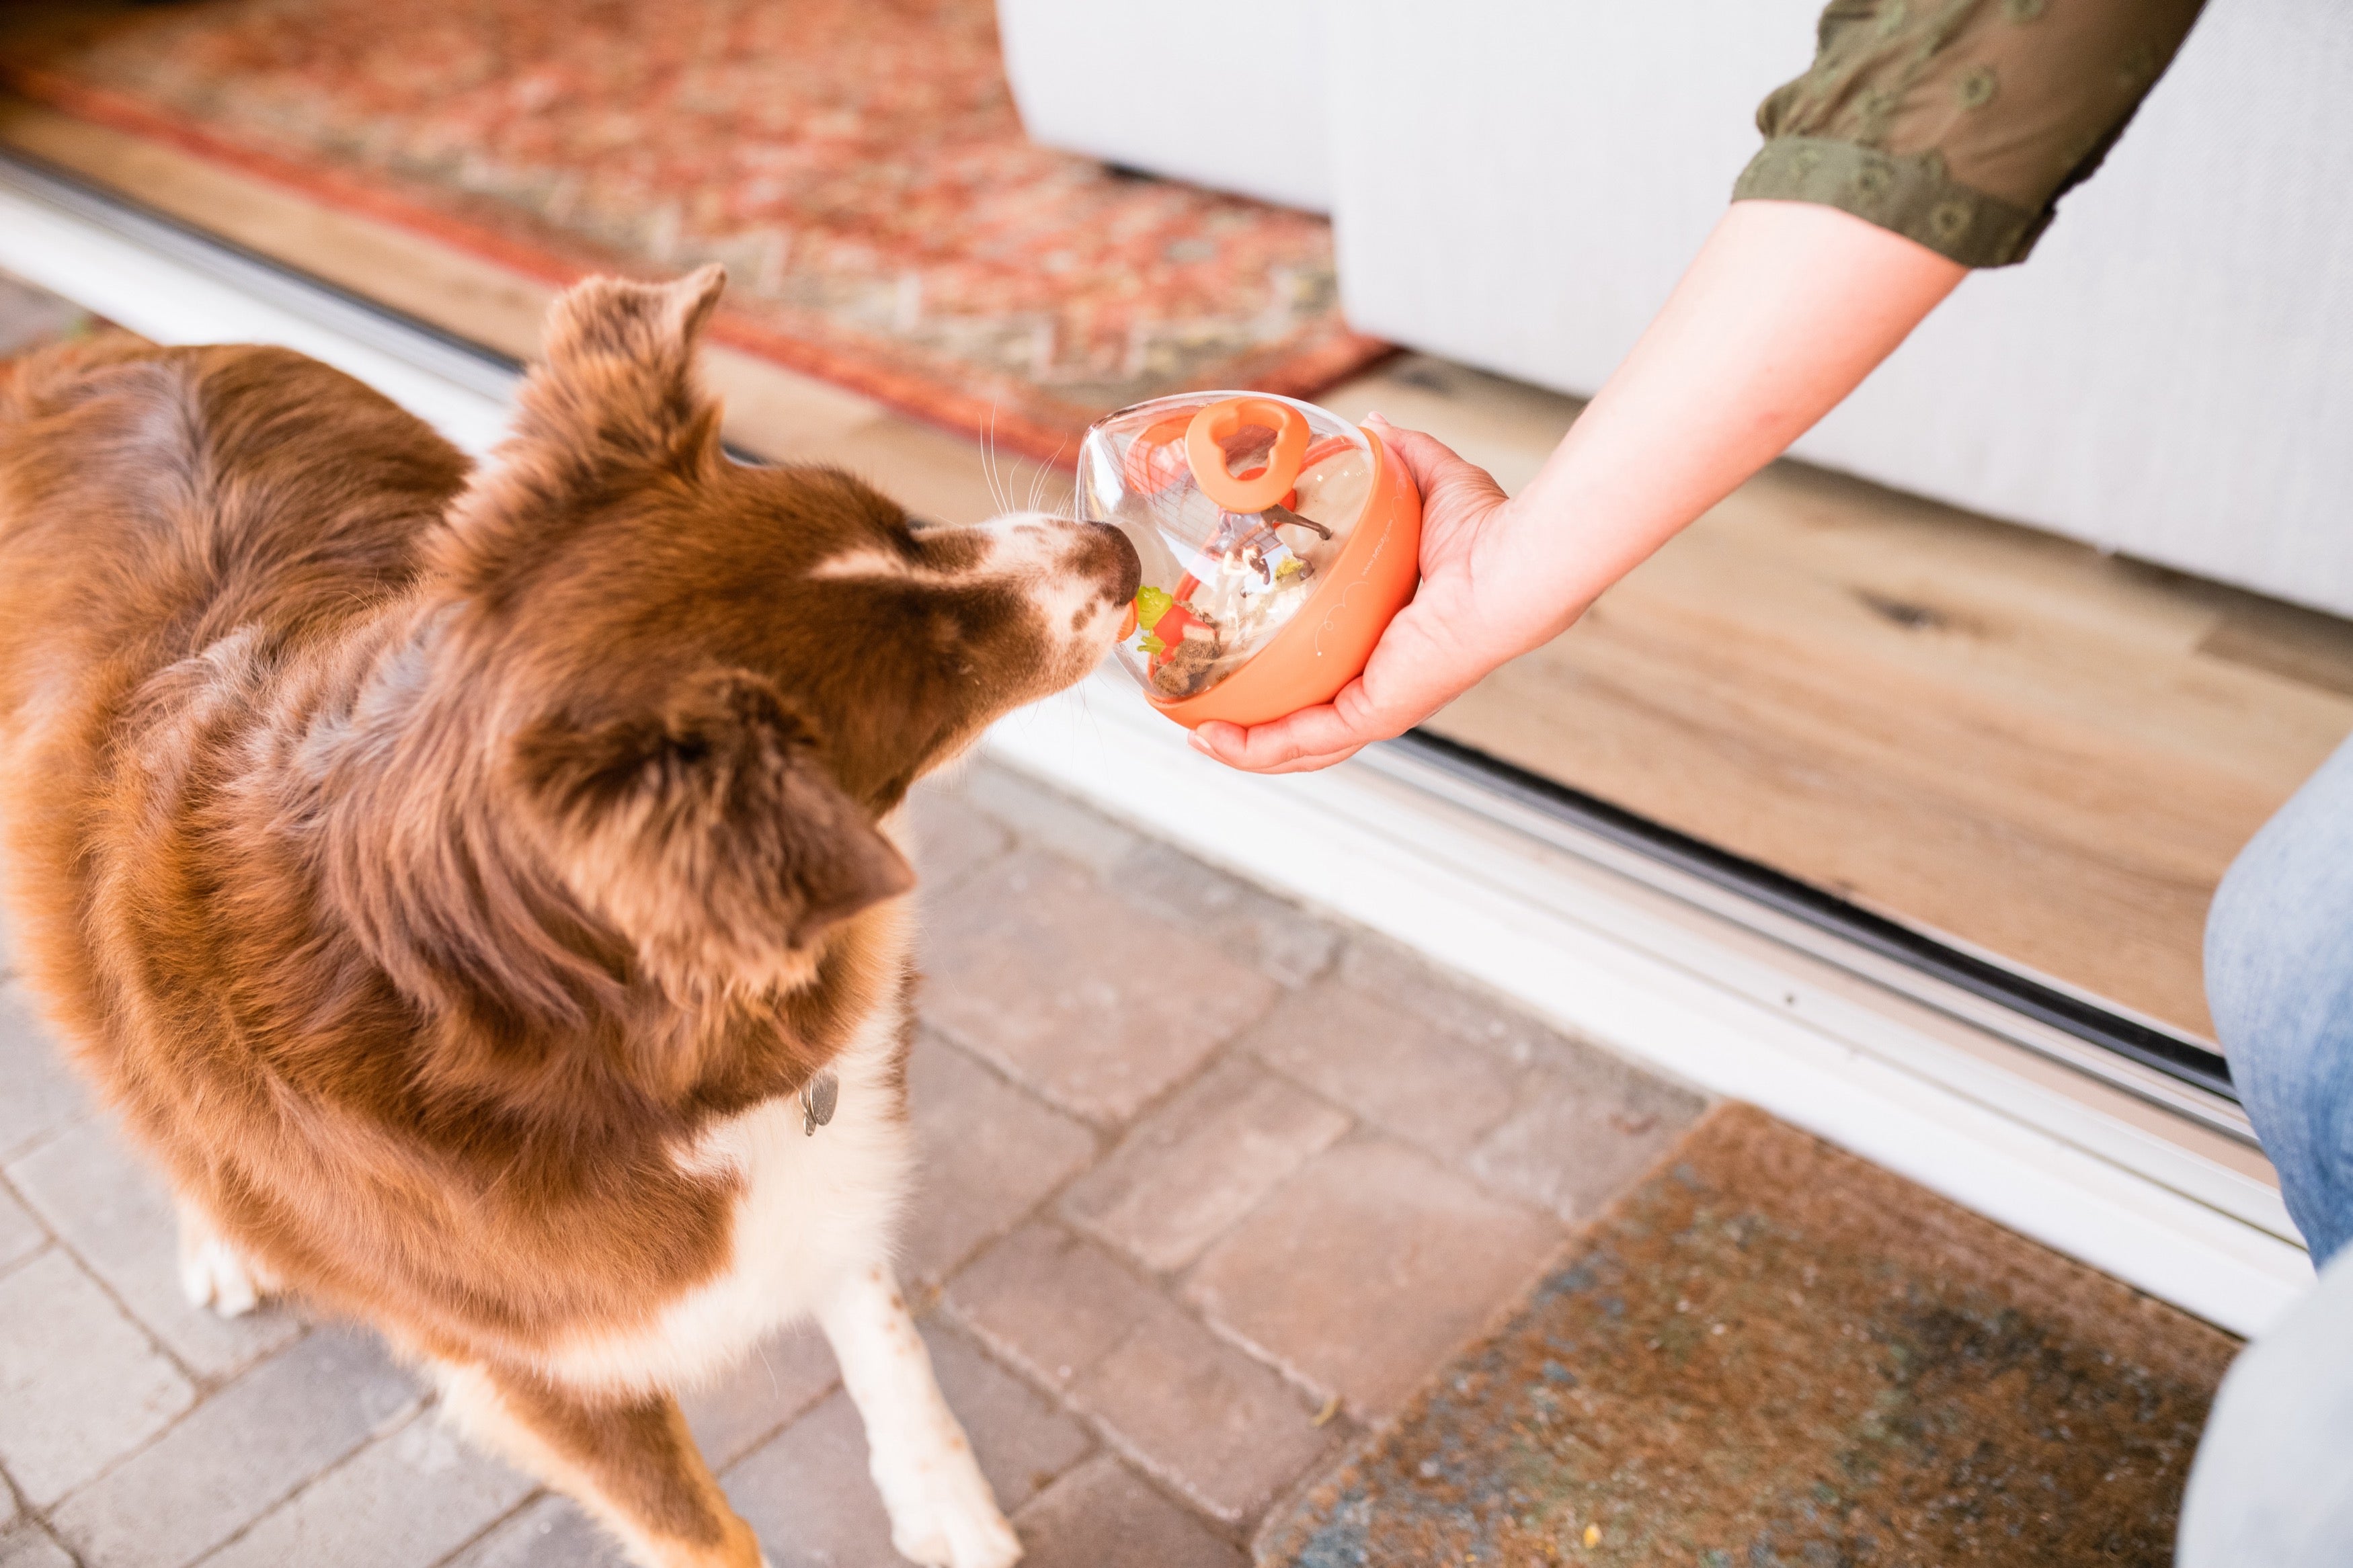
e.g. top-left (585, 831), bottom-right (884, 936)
top-left (1734, 0), bottom-right (2208, 267)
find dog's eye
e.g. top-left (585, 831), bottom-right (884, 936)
top-left (904, 515), bottom-right (946, 535)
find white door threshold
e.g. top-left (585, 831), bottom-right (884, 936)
top-left (2, 153), bottom-right (2310, 1338)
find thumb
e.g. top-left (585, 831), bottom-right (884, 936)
top-left (1366, 417), bottom-right (1501, 502)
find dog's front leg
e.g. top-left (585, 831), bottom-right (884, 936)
top-left (175, 1196), bottom-right (276, 1317)
top-left (434, 1360), bottom-right (765, 1568)
top-left (817, 1263), bottom-right (1022, 1568)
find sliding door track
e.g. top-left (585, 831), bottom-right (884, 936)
top-left (1369, 733), bottom-right (2241, 1126)
top-left (1, 143), bottom-right (2241, 1130)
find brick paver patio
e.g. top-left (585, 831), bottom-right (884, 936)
top-left (0, 761), bottom-right (1705, 1567)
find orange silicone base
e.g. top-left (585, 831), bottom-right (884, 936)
top-left (1150, 427), bottom-right (1423, 730)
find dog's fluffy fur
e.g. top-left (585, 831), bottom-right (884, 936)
top-left (0, 267), bottom-right (1139, 1567)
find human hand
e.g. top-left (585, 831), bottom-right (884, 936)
top-left (1187, 416), bottom-right (1534, 774)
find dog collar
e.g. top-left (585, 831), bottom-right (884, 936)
top-left (801, 1072), bottom-right (839, 1137)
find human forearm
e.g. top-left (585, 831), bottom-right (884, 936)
top-left (1193, 199), bottom-right (1966, 774)
top-left (1473, 200), bottom-right (1968, 653)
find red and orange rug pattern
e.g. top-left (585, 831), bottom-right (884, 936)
top-left (0, 0), bottom-right (1384, 459)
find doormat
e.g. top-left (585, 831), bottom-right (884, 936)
top-left (0, 0), bottom-right (1386, 460)
top-left (1257, 1104), bottom-right (2240, 1567)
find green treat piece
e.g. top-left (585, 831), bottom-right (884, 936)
top-left (1133, 584), bottom-right (1173, 632)
top-left (1138, 634), bottom-right (1166, 655)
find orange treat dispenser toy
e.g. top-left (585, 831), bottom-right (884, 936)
top-left (1078, 391), bottom-right (1422, 729)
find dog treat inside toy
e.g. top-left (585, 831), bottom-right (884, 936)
top-left (1082, 393), bottom-right (1380, 707)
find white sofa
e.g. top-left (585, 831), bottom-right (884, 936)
top-left (998, 1), bottom-right (2353, 618)
top-left (994, 0), bottom-right (1332, 212)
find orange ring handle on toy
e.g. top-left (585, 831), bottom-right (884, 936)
top-left (1185, 397), bottom-right (1310, 514)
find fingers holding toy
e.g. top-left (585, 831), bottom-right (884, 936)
top-left (1186, 581), bottom-right (1502, 773)
top-left (1188, 706), bottom-right (1361, 774)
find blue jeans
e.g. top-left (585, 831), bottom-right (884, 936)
top-left (2179, 733), bottom-right (2353, 1567)
top-left (2206, 734), bottom-right (2353, 1265)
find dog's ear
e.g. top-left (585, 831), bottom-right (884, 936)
top-left (533, 262), bottom-right (727, 460)
top-left (434, 265), bottom-right (729, 602)
top-left (512, 667), bottom-right (913, 991)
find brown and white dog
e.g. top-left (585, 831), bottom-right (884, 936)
top-left (0, 266), bottom-right (1138, 1567)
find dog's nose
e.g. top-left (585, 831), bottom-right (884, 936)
top-left (1083, 520), bottom-right (1143, 603)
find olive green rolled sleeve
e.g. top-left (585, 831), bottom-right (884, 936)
top-left (1734, 0), bottom-right (2208, 267)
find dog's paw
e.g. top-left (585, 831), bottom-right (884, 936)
top-left (889, 1505), bottom-right (1021, 1568)
top-left (180, 1234), bottom-right (263, 1316)
top-left (873, 1447), bottom-right (1022, 1568)
top-left (176, 1204), bottom-right (273, 1318)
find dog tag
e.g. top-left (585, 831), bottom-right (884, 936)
top-left (801, 1072), bottom-right (839, 1137)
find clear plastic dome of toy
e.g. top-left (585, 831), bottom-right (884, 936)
top-left (1077, 392), bottom-right (1376, 704)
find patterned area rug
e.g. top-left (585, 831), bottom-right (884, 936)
top-left (0, 0), bottom-right (1384, 458)
top-left (1258, 1104), bottom-right (2239, 1568)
